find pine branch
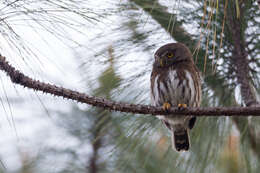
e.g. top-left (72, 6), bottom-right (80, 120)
top-left (1, 55), bottom-right (260, 117)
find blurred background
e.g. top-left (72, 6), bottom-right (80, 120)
top-left (0, 0), bottom-right (259, 172)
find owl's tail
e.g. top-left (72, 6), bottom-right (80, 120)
top-left (172, 127), bottom-right (189, 152)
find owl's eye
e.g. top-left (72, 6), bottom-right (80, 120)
top-left (167, 52), bottom-right (174, 58)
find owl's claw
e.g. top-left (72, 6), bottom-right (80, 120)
top-left (178, 103), bottom-right (187, 110)
top-left (163, 102), bottom-right (171, 111)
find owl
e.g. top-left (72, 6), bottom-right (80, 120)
top-left (150, 43), bottom-right (201, 152)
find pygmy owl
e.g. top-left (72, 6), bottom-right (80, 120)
top-left (150, 43), bottom-right (201, 152)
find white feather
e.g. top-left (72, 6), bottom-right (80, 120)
top-left (153, 75), bottom-right (159, 106)
top-left (168, 70), bottom-right (178, 105)
top-left (185, 70), bottom-right (195, 106)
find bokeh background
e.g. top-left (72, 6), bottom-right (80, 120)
top-left (0, 0), bottom-right (260, 172)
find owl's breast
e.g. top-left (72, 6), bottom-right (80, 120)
top-left (151, 69), bottom-right (197, 107)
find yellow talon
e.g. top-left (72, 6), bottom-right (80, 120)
top-left (178, 103), bottom-right (187, 108)
top-left (163, 102), bottom-right (171, 110)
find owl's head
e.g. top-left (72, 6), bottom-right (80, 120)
top-left (154, 43), bottom-right (193, 68)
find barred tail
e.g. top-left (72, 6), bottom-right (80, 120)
top-left (172, 128), bottom-right (190, 152)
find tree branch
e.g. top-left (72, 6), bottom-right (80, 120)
top-left (1, 55), bottom-right (260, 117)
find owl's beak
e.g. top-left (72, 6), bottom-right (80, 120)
top-left (155, 55), bottom-right (164, 67)
top-left (160, 59), bottom-right (164, 67)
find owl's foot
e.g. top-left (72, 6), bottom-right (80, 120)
top-left (178, 103), bottom-right (187, 110)
top-left (163, 102), bottom-right (171, 111)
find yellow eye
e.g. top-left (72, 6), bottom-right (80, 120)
top-left (167, 52), bottom-right (174, 58)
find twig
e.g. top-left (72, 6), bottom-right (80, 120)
top-left (0, 54), bottom-right (260, 116)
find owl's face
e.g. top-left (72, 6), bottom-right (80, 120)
top-left (154, 43), bottom-right (192, 68)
